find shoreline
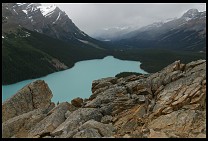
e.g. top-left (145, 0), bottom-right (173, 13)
top-left (2, 55), bottom-right (148, 86)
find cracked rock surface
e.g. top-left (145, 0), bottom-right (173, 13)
top-left (2, 60), bottom-right (206, 138)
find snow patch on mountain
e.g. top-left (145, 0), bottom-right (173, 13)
top-left (184, 17), bottom-right (192, 21)
top-left (53, 12), bottom-right (60, 24)
top-left (38, 5), bottom-right (57, 17)
top-left (22, 10), bottom-right (28, 15)
top-left (162, 17), bottom-right (177, 23)
top-left (13, 9), bottom-right (18, 15)
top-left (16, 3), bottom-right (26, 6)
top-left (26, 3), bottom-right (33, 9)
top-left (45, 10), bottom-right (55, 17)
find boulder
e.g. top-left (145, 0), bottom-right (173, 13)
top-left (101, 115), bottom-right (113, 124)
top-left (92, 77), bottom-right (117, 93)
top-left (73, 128), bottom-right (101, 138)
top-left (71, 97), bottom-right (83, 107)
top-left (2, 109), bottom-right (47, 138)
top-left (185, 59), bottom-right (206, 71)
top-left (147, 109), bottom-right (206, 137)
top-left (137, 95), bottom-right (146, 103)
top-left (79, 120), bottom-right (115, 137)
top-left (99, 103), bottom-right (114, 116)
top-left (2, 80), bottom-right (53, 122)
top-left (85, 98), bottom-right (102, 108)
top-left (65, 111), bottom-right (71, 119)
top-left (28, 102), bottom-right (70, 137)
top-left (51, 108), bottom-right (103, 137)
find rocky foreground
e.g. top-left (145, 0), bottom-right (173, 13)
top-left (2, 60), bottom-right (206, 138)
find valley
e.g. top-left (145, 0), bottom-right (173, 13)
top-left (2, 3), bottom-right (206, 138)
top-left (2, 3), bottom-right (206, 85)
top-left (2, 56), bottom-right (147, 103)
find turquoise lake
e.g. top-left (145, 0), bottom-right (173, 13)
top-left (2, 56), bottom-right (148, 103)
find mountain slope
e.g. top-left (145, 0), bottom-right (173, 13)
top-left (2, 3), bottom-right (107, 47)
top-left (2, 28), bottom-right (108, 85)
top-left (2, 3), bottom-right (108, 85)
top-left (115, 9), bottom-right (206, 51)
top-left (92, 26), bottom-right (138, 41)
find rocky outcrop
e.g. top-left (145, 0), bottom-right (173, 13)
top-left (2, 80), bottom-right (54, 123)
top-left (28, 102), bottom-right (71, 137)
top-left (51, 108), bottom-right (103, 138)
top-left (112, 59), bottom-right (206, 138)
top-left (77, 120), bottom-right (115, 137)
top-left (2, 109), bottom-right (47, 138)
top-left (2, 60), bottom-right (206, 138)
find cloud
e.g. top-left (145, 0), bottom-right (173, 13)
top-left (42, 3), bottom-right (206, 36)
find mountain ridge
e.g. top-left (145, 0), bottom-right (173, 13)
top-left (2, 3), bottom-right (110, 85)
top-left (95, 8), bottom-right (206, 52)
top-left (2, 5), bottom-right (206, 85)
top-left (2, 3), bottom-right (99, 44)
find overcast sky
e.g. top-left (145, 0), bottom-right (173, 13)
top-left (42, 3), bottom-right (206, 36)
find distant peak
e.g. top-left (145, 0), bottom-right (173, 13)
top-left (182, 9), bottom-right (199, 18)
top-left (187, 8), bottom-right (199, 13)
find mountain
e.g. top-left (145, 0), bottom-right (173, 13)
top-left (2, 5), bottom-right (206, 85)
top-left (2, 59), bottom-right (206, 138)
top-left (115, 9), bottom-right (206, 51)
top-left (92, 26), bottom-right (138, 41)
top-left (2, 3), bottom-right (108, 85)
top-left (2, 3), bottom-right (107, 45)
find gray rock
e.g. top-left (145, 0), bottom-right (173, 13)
top-left (99, 103), bottom-right (114, 116)
top-left (2, 59), bottom-right (206, 138)
top-left (2, 80), bottom-right (53, 122)
top-left (131, 94), bottom-right (138, 99)
top-left (92, 82), bottom-right (112, 92)
top-left (28, 102), bottom-right (70, 137)
top-left (79, 120), bottom-right (115, 137)
top-left (51, 108), bottom-right (103, 137)
top-left (101, 115), bottom-right (113, 124)
top-left (65, 111), bottom-right (71, 119)
top-left (92, 77), bottom-right (117, 93)
top-left (137, 95), bottom-right (146, 103)
top-left (185, 59), bottom-right (206, 71)
top-left (73, 128), bottom-right (101, 138)
top-left (125, 81), bottom-right (139, 94)
top-left (127, 93), bottom-right (131, 99)
top-left (85, 98), bottom-right (101, 108)
top-left (2, 109), bottom-right (46, 138)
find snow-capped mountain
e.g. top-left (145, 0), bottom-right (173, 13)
top-left (116, 9), bottom-right (206, 51)
top-left (2, 3), bottom-right (108, 85)
top-left (2, 3), bottom-right (93, 43)
top-left (92, 25), bottom-right (138, 41)
top-left (182, 9), bottom-right (202, 20)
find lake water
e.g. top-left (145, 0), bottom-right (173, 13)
top-left (2, 56), bottom-right (148, 103)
